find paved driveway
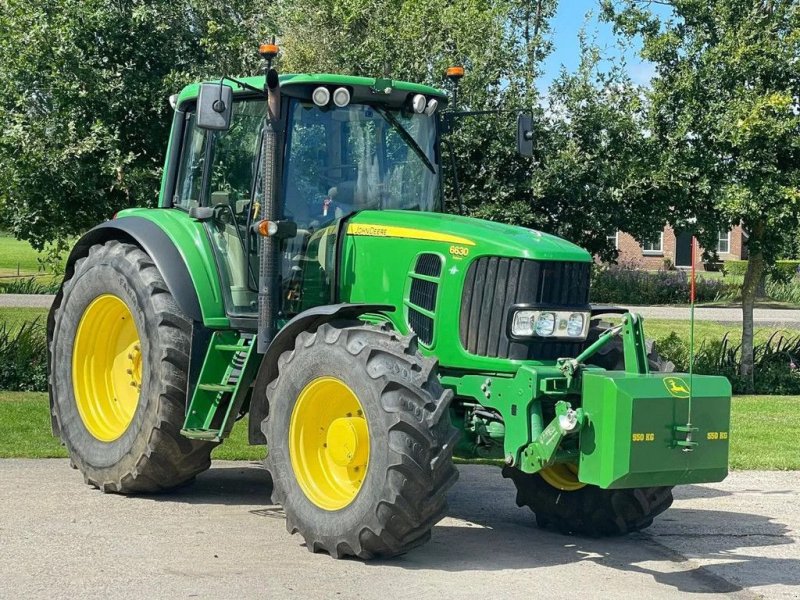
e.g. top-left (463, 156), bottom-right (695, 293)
top-left (623, 305), bottom-right (800, 327)
top-left (0, 460), bottom-right (797, 599)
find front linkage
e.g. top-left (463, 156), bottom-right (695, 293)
top-left (445, 312), bottom-right (730, 488)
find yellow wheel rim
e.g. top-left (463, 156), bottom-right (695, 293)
top-left (540, 463), bottom-right (586, 492)
top-left (72, 294), bottom-right (142, 442)
top-left (289, 377), bottom-right (370, 511)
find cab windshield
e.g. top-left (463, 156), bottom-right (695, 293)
top-left (283, 99), bottom-right (440, 228)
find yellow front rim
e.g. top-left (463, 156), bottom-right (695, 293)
top-left (540, 463), bottom-right (586, 492)
top-left (72, 294), bottom-right (142, 442)
top-left (289, 377), bottom-right (370, 511)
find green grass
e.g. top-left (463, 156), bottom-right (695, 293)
top-left (640, 318), bottom-right (791, 347)
top-left (0, 233), bottom-right (46, 276)
top-left (729, 395), bottom-right (800, 470)
top-left (1, 391), bottom-right (797, 469)
top-left (0, 307), bottom-right (49, 332)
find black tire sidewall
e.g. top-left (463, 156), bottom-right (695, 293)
top-left (267, 337), bottom-right (393, 538)
top-left (52, 247), bottom-right (162, 471)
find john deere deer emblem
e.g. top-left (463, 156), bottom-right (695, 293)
top-left (663, 377), bottom-right (691, 398)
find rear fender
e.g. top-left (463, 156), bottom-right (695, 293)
top-left (47, 216), bottom-right (209, 436)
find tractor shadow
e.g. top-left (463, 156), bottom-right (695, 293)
top-left (136, 461), bottom-right (273, 507)
top-left (142, 463), bottom-right (798, 594)
top-left (372, 467), bottom-right (799, 595)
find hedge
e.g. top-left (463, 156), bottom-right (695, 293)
top-left (722, 259), bottom-right (800, 282)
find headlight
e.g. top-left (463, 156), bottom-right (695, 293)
top-left (510, 308), bottom-right (590, 339)
top-left (511, 311), bottom-right (536, 336)
top-left (535, 312), bottom-right (556, 336)
top-left (567, 313), bottom-right (585, 337)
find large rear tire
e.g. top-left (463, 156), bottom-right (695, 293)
top-left (50, 240), bottom-right (215, 493)
top-left (503, 326), bottom-right (675, 536)
top-left (264, 321), bottom-right (459, 559)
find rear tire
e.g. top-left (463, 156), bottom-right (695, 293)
top-left (50, 240), bottom-right (215, 493)
top-left (504, 323), bottom-right (675, 536)
top-left (264, 321), bottom-right (459, 559)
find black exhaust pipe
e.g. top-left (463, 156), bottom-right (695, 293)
top-left (257, 66), bottom-right (282, 354)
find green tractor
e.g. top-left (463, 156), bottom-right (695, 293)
top-left (48, 45), bottom-right (731, 559)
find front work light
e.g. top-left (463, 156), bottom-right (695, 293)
top-left (424, 98), bottom-right (439, 116)
top-left (510, 309), bottom-right (590, 339)
top-left (312, 86), bottom-right (330, 107)
top-left (332, 87), bottom-right (351, 107)
top-left (411, 94), bottom-right (426, 113)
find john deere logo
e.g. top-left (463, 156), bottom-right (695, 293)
top-left (664, 377), bottom-right (691, 398)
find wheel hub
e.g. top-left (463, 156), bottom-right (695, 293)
top-left (326, 417), bottom-right (368, 467)
top-left (540, 463), bottom-right (586, 492)
top-left (289, 377), bottom-right (370, 511)
top-left (72, 294), bottom-right (142, 442)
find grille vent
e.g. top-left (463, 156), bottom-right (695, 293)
top-left (459, 257), bottom-right (591, 359)
top-left (406, 253), bottom-right (442, 346)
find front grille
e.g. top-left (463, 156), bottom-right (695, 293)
top-left (414, 253), bottom-right (443, 277)
top-left (459, 257), bottom-right (590, 360)
top-left (410, 278), bottom-right (437, 312)
top-left (408, 309), bottom-right (434, 345)
top-left (406, 253), bottom-right (442, 347)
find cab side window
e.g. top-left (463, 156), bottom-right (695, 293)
top-left (174, 113), bottom-right (208, 209)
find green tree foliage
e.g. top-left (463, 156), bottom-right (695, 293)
top-left (0, 0), bottom-right (272, 248)
top-left (603, 0), bottom-right (800, 389)
top-left (276, 1), bottom-right (669, 259)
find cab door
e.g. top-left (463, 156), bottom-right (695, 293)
top-left (174, 97), bottom-right (267, 318)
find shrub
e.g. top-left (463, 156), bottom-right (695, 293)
top-left (765, 279), bottom-right (800, 304)
top-left (772, 260), bottom-right (800, 284)
top-left (0, 319), bottom-right (48, 392)
top-left (655, 331), bottom-right (800, 395)
top-left (722, 259), bottom-right (799, 284)
top-left (590, 264), bottom-right (731, 305)
top-left (0, 276), bottom-right (60, 295)
top-left (722, 260), bottom-right (748, 278)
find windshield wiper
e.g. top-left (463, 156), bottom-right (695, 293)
top-left (375, 107), bottom-right (436, 174)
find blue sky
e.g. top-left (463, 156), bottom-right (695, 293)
top-left (538, 0), bottom-right (670, 90)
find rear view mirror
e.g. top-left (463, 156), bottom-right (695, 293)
top-left (517, 113), bottom-right (534, 156)
top-left (197, 82), bottom-right (233, 131)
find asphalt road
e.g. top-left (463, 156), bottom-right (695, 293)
top-left (622, 305), bottom-right (800, 327)
top-left (0, 460), bottom-right (797, 600)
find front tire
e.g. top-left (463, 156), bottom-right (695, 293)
top-left (50, 240), bottom-right (215, 493)
top-left (264, 321), bottom-right (459, 559)
top-left (503, 325), bottom-right (675, 536)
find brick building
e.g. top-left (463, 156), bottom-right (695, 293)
top-left (610, 225), bottom-right (747, 270)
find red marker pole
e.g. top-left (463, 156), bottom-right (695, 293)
top-left (686, 236), bottom-right (697, 449)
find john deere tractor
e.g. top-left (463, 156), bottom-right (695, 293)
top-left (48, 44), bottom-right (731, 559)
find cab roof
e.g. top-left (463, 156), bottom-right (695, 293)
top-left (177, 73), bottom-right (448, 106)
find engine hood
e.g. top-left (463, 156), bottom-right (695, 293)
top-left (347, 210), bottom-right (592, 263)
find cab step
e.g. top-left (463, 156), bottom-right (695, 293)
top-left (181, 331), bottom-right (259, 442)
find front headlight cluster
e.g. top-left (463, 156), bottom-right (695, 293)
top-left (511, 309), bottom-right (590, 339)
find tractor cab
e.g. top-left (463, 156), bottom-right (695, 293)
top-left (169, 74), bottom-right (447, 322)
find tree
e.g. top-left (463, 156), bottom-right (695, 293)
top-left (465, 33), bottom-right (671, 260)
top-left (0, 0), bottom-right (272, 249)
top-left (603, 0), bottom-right (800, 390)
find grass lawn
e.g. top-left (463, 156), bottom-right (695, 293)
top-left (0, 307), bottom-right (49, 331)
top-left (634, 318), bottom-right (794, 346)
top-left (1, 391), bottom-right (796, 469)
top-left (0, 233), bottom-right (43, 276)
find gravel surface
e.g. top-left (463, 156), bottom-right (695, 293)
top-left (624, 305), bottom-right (800, 327)
top-left (0, 460), bottom-right (797, 600)
top-left (0, 293), bottom-right (55, 308)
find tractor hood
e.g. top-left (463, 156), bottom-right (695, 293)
top-left (346, 210), bottom-right (592, 263)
